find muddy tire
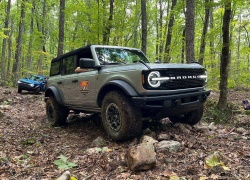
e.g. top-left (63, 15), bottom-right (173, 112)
top-left (46, 97), bottom-right (68, 126)
top-left (34, 87), bottom-right (41, 94)
top-left (101, 91), bottom-right (142, 141)
top-left (18, 87), bottom-right (22, 93)
top-left (169, 106), bottom-right (204, 125)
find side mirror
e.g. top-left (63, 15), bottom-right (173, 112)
top-left (79, 58), bottom-right (95, 68)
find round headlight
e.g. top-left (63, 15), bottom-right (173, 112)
top-left (29, 84), bottom-right (35, 87)
top-left (198, 71), bottom-right (208, 83)
top-left (148, 71), bottom-right (161, 88)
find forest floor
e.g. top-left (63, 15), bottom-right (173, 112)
top-left (0, 87), bottom-right (249, 180)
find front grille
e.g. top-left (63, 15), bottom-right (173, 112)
top-left (162, 68), bottom-right (205, 90)
top-left (143, 68), bottom-right (206, 90)
top-left (161, 79), bottom-right (204, 89)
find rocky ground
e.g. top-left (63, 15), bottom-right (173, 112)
top-left (0, 87), bottom-right (249, 180)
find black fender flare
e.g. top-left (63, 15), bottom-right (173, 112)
top-left (100, 80), bottom-right (139, 97)
top-left (45, 86), bottom-right (64, 105)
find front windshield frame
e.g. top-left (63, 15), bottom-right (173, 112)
top-left (95, 47), bottom-right (149, 65)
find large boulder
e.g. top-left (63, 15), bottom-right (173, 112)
top-left (125, 142), bottom-right (156, 171)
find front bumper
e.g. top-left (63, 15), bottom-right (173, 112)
top-left (132, 90), bottom-right (210, 114)
top-left (18, 83), bottom-right (37, 91)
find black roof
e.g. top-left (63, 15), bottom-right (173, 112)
top-left (52, 45), bottom-right (91, 62)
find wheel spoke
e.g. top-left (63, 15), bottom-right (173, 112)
top-left (106, 103), bottom-right (121, 131)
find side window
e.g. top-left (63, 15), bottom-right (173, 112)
top-left (50, 60), bottom-right (60, 76)
top-left (62, 56), bottom-right (76, 75)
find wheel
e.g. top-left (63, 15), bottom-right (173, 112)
top-left (169, 106), bottom-right (204, 125)
top-left (34, 87), bottom-right (41, 94)
top-left (101, 91), bottom-right (142, 141)
top-left (18, 86), bottom-right (22, 93)
top-left (46, 97), bottom-right (69, 126)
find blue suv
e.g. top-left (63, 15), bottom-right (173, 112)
top-left (17, 75), bottom-right (47, 94)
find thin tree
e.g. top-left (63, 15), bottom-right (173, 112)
top-left (103, 0), bottom-right (114, 45)
top-left (185, 0), bottom-right (195, 63)
top-left (37, 0), bottom-right (47, 74)
top-left (1, 0), bottom-right (11, 85)
top-left (141, 0), bottom-right (147, 54)
top-left (12, 0), bottom-right (26, 82)
top-left (164, 0), bottom-right (177, 63)
top-left (26, 0), bottom-right (35, 77)
top-left (57, 0), bottom-right (65, 56)
top-left (217, 0), bottom-right (232, 110)
top-left (198, 0), bottom-right (211, 65)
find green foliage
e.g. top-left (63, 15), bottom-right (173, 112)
top-left (205, 153), bottom-right (230, 171)
top-left (53, 155), bottom-right (77, 170)
top-left (0, 0), bottom-right (250, 88)
top-left (203, 99), bottom-right (232, 124)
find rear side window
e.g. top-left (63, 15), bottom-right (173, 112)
top-left (62, 56), bottom-right (76, 75)
top-left (50, 60), bottom-right (60, 76)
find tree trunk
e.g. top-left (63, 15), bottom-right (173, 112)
top-left (26, 1), bottom-right (35, 77)
top-left (198, 0), bottom-right (210, 65)
top-left (7, 20), bottom-right (14, 82)
top-left (209, 0), bottom-right (215, 67)
top-left (1, 0), bottom-right (11, 86)
top-left (217, 0), bottom-right (232, 110)
top-left (57, 0), bottom-right (65, 56)
top-left (156, 0), bottom-right (165, 62)
top-left (141, 0), bottom-right (147, 55)
top-left (38, 0), bottom-right (47, 75)
top-left (12, 0), bottom-right (26, 83)
top-left (164, 0), bottom-right (177, 63)
top-left (181, 28), bottom-right (185, 63)
top-left (103, 0), bottom-right (114, 45)
top-left (185, 0), bottom-right (195, 63)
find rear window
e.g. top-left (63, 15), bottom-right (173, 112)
top-left (50, 60), bottom-right (60, 76)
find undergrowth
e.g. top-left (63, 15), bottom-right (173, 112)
top-left (203, 98), bottom-right (242, 124)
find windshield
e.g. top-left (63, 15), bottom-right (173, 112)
top-left (29, 75), bottom-right (44, 82)
top-left (95, 47), bottom-right (149, 65)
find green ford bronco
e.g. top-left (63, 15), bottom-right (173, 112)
top-left (45, 45), bottom-right (210, 141)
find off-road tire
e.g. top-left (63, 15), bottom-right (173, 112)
top-left (18, 87), bottom-right (22, 93)
top-left (101, 91), bottom-right (142, 141)
top-left (169, 106), bottom-right (204, 125)
top-left (46, 97), bottom-right (69, 126)
top-left (34, 87), bottom-right (41, 94)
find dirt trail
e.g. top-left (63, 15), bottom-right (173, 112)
top-left (0, 87), bottom-right (249, 179)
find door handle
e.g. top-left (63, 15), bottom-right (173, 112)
top-left (72, 79), bottom-right (78, 83)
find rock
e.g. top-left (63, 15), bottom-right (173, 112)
top-left (91, 136), bottom-right (106, 147)
top-left (157, 133), bottom-right (171, 141)
top-left (125, 143), bottom-right (156, 171)
top-left (85, 147), bottom-right (110, 155)
top-left (208, 122), bottom-right (217, 131)
top-left (235, 127), bottom-right (246, 134)
top-left (140, 135), bottom-right (158, 145)
top-left (178, 124), bottom-right (192, 134)
top-left (0, 105), bottom-right (11, 110)
top-left (57, 171), bottom-right (70, 180)
top-left (142, 128), bottom-right (157, 139)
top-left (156, 140), bottom-right (181, 153)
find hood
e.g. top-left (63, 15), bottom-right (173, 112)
top-left (19, 78), bottom-right (38, 84)
top-left (146, 62), bottom-right (205, 70)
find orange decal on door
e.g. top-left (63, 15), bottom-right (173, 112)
top-left (79, 81), bottom-right (89, 94)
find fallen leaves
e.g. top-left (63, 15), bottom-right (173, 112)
top-left (0, 87), bottom-right (249, 179)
